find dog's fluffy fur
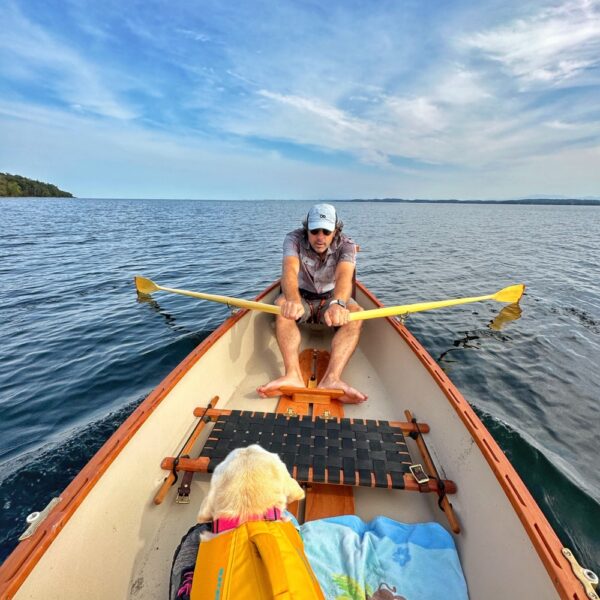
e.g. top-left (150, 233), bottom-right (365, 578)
top-left (197, 444), bottom-right (305, 523)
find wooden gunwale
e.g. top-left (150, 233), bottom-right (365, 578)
top-left (356, 282), bottom-right (583, 600)
top-left (0, 281), bottom-right (280, 600)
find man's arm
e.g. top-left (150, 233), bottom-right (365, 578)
top-left (324, 261), bottom-right (355, 326)
top-left (279, 256), bottom-right (305, 320)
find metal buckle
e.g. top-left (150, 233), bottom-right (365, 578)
top-left (175, 481), bottom-right (191, 504)
top-left (409, 464), bottom-right (430, 484)
top-left (175, 493), bottom-right (191, 505)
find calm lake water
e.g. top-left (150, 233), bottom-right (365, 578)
top-left (1, 198), bottom-right (599, 573)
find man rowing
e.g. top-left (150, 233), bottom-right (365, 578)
top-left (257, 203), bottom-right (367, 403)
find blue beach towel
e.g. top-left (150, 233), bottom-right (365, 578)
top-left (300, 516), bottom-right (468, 600)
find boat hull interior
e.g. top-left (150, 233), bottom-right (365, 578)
top-left (5, 283), bottom-right (576, 599)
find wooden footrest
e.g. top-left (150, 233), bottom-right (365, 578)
top-left (278, 386), bottom-right (345, 398)
top-left (305, 484), bottom-right (354, 520)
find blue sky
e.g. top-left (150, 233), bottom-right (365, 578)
top-left (1, 0), bottom-right (599, 199)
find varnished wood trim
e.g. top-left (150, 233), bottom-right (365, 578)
top-left (304, 484), bottom-right (355, 520)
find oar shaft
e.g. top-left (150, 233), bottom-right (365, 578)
top-left (138, 276), bottom-right (522, 322)
top-left (348, 293), bottom-right (494, 321)
top-left (156, 284), bottom-right (281, 315)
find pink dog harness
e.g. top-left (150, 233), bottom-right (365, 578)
top-left (211, 507), bottom-right (282, 534)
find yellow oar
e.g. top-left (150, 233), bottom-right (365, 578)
top-left (348, 284), bottom-right (525, 321)
top-left (134, 276), bottom-right (280, 315)
top-left (135, 276), bottom-right (524, 321)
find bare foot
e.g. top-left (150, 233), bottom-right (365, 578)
top-left (318, 376), bottom-right (368, 404)
top-left (257, 373), bottom-right (306, 398)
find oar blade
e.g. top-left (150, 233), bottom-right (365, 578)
top-left (493, 284), bottom-right (525, 303)
top-left (135, 275), bottom-right (159, 295)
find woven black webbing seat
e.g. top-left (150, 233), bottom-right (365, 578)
top-left (158, 406), bottom-right (458, 528)
top-left (200, 410), bottom-right (413, 489)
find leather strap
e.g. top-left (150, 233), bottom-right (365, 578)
top-left (176, 470), bottom-right (194, 503)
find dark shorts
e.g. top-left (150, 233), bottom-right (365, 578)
top-left (297, 289), bottom-right (357, 324)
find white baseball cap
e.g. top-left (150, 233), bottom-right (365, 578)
top-left (307, 203), bottom-right (337, 231)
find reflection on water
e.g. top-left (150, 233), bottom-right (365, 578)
top-left (489, 303), bottom-right (523, 331)
top-left (135, 293), bottom-right (191, 334)
top-left (438, 333), bottom-right (482, 362)
top-left (437, 301), bottom-right (522, 363)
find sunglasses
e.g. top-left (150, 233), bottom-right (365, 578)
top-left (309, 228), bottom-right (333, 236)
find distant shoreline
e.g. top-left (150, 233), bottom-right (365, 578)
top-left (2, 195), bottom-right (597, 205)
top-left (0, 172), bottom-right (73, 198)
top-left (340, 198), bottom-right (600, 206)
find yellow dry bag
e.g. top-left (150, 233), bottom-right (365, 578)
top-left (190, 520), bottom-right (324, 600)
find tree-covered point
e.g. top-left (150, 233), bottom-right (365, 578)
top-left (0, 172), bottom-right (74, 197)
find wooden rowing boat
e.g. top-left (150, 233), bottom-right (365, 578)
top-left (0, 281), bottom-right (594, 599)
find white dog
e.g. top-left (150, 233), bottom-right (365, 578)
top-left (197, 444), bottom-right (305, 524)
top-left (191, 446), bottom-right (325, 599)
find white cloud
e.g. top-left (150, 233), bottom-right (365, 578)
top-left (258, 90), bottom-right (370, 136)
top-left (176, 28), bottom-right (211, 43)
top-left (3, 96), bottom-right (600, 199)
top-left (234, 68), bottom-right (494, 168)
top-left (433, 67), bottom-right (491, 105)
top-left (0, 2), bottom-right (136, 120)
top-left (214, 0), bottom-right (600, 174)
top-left (462, 0), bottom-right (600, 87)
top-left (382, 96), bottom-right (446, 133)
top-left (1, 0), bottom-right (599, 197)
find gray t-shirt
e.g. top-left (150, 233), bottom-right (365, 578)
top-left (282, 228), bottom-right (356, 294)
